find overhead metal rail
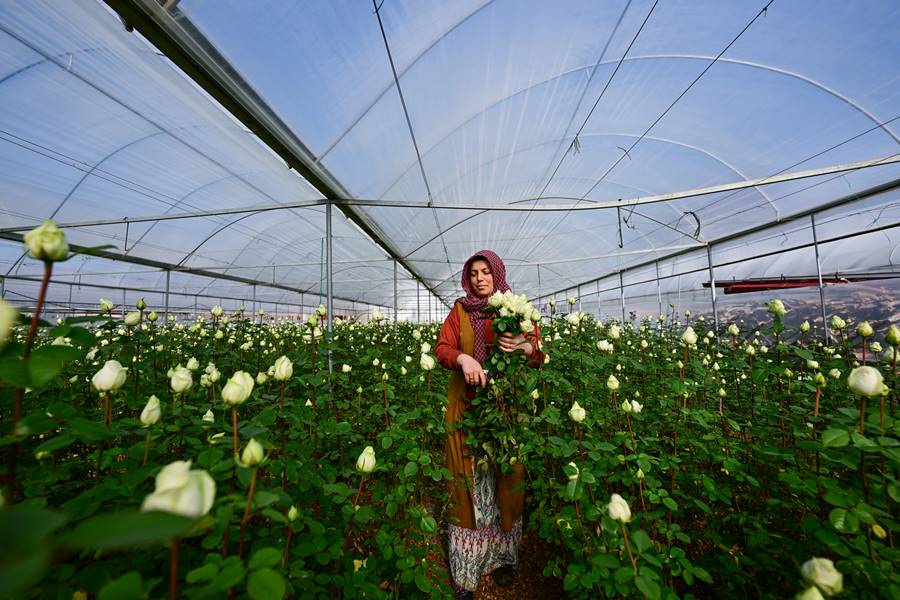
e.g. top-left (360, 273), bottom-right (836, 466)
top-left (102, 0), bottom-right (441, 308)
top-left (534, 176), bottom-right (900, 304)
top-left (0, 230), bottom-right (367, 308)
top-left (3, 153), bottom-right (898, 235)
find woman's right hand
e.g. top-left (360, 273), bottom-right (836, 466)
top-left (456, 354), bottom-right (487, 387)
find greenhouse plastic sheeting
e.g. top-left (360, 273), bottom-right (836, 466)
top-left (1, 0), bottom-right (899, 315)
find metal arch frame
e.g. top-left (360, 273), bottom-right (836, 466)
top-left (3, 130), bottom-right (164, 278)
top-left (0, 20), bottom-right (351, 297)
top-left (385, 130), bottom-right (775, 256)
top-left (419, 131), bottom-right (778, 218)
top-left (178, 204), bottom-right (327, 274)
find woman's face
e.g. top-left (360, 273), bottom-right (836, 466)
top-left (468, 259), bottom-right (494, 298)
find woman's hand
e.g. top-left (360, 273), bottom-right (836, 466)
top-left (456, 354), bottom-right (487, 387)
top-left (497, 332), bottom-right (533, 356)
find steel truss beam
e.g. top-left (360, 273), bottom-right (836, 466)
top-left (3, 154), bottom-right (898, 235)
top-left (102, 0), bottom-right (440, 308)
top-left (0, 231), bottom-right (366, 307)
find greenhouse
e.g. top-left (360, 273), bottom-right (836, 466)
top-left (0, 0), bottom-right (898, 598)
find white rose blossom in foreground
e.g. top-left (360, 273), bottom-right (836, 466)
top-left (141, 460), bottom-right (216, 519)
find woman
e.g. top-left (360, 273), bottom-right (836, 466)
top-left (435, 250), bottom-right (545, 599)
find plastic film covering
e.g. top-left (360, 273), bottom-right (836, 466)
top-left (1, 0), bottom-right (899, 318)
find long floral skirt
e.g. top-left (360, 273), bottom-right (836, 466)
top-left (447, 462), bottom-right (522, 592)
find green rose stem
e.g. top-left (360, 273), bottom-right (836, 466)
top-left (331, 473), bottom-right (368, 596)
top-left (382, 378), bottom-right (390, 428)
top-left (279, 380), bottom-right (285, 410)
top-left (7, 258), bottom-right (53, 501)
top-left (169, 537), bottom-right (180, 600)
top-left (575, 423), bottom-right (584, 462)
top-left (231, 408), bottom-right (239, 457)
top-left (892, 346), bottom-right (897, 417)
top-left (142, 429), bottom-right (153, 466)
top-left (625, 413), bottom-right (636, 452)
top-left (620, 522), bottom-right (638, 574)
top-left (282, 522), bottom-right (293, 568)
top-left (237, 467), bottom-right (258, 560)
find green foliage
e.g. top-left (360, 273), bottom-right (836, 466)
top-left (1, 305), bottom-right (898, 598)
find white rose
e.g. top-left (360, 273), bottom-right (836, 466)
top-left (356, 446), bottom-right (376, 473)
top-left (847, 366), bottom-right (885, 398)
top-left (185, 357), bottom-right (199, 371)
top-left (421, 342), bottom-right (431, 354)
top-left (608, 493), bottom-right (632, 523)
top-left (681, 326), bottom-right (698, 346)
top-left (608, 325), bottom-right (621, 340)
top-left (240, 438), bottom-right (265, 467)
top-left (256, 372), bottom-right (268, 385)
top-left (568, 401), bottom-right (585, 423)
top-left (342, 364), bottom-right (352, 373)
top-left (140, 460), bottom-right (215, 519)
top-left (607, 374), bottom-right (620, 391)
top-left (92, 360), bottom-right (127, 392)
top-left (222, 371), bottom-right (254, 406)
top-left (124, 311), bottom-right (140, 327)
top-left (99, 298), bottom-right (115, 313)
top-left (273, 355), bottom-right (293, 381)
top-left (767, 299), bottom-right (787, 317)
top-left (420, 354), bottom-right (436, 371)
top-left (202, 409), bottom-right (215, 423)
top-left (800, 558), bottom-right (843, 597)
top-left (726, 323), bottom-right (739, 336)
top-left (24, 220), bottom-right (68, 262)
top-left (170, 367), bottom-right (193, 393)
top-left (210, 305), bottom-right (223, 317)
top-left (630, 400), bottom-right (643, 413)
top-left (830, 315), bottom-right (846, 330)
top-left (140, 395), bottom-right (161, 427)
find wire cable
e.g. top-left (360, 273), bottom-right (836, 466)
top-left (372, 0), bottom-right (453, 276)
top-left (523, 0), bottom-right (776, 261)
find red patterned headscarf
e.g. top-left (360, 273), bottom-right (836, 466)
top-left (458, 250), bottom-right (511, 364)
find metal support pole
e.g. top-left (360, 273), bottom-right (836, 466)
top-left (655, 260), bottom-right (662, 318)
top-left (393, 260), bottom-right (398, 329)
top-left (619, 272), bottom-right (626, 323)
top-left (596, 280), bottom-right (600, 319)
top-left (536, 265), bottom-right (542, 310)
top-left (252, 285), bottom-right (257, 322)
top-left (164, 269), bottom-right (170, 323)
top-left (325, 201), bottom-right (334, 373)
top-left (577, 284), bottom-right (582, 312)
top-left (121, 288), bottom-right (126, 318)
top-left (194, 295), bottom-right (198, 318)
top-left (416, 281), bottom-right (420, 323)
top-left (706, 244), bottom-right (719, 336)
top-left (811, 214), bottom-right (828, 343)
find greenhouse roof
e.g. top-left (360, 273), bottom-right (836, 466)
top-left (1, 0), bottom-right (899, 317)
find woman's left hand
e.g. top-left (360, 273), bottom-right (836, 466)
top-left (497, 332), bottom-right (533, 356)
